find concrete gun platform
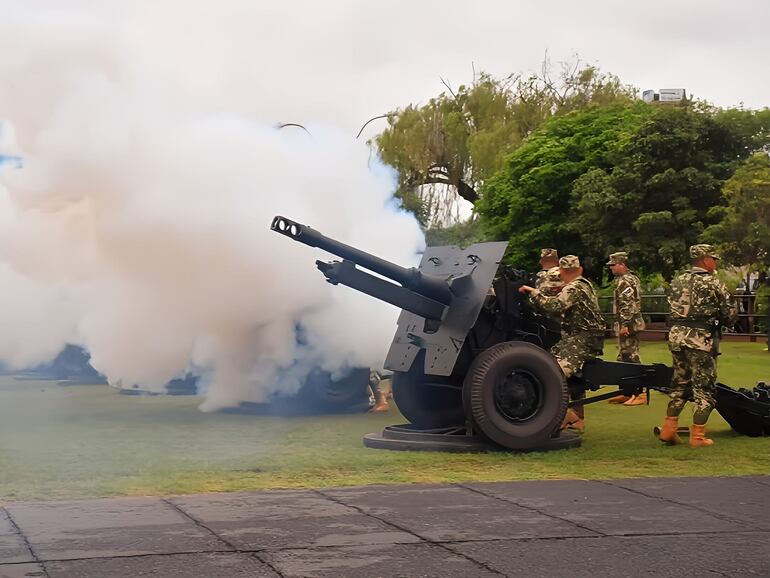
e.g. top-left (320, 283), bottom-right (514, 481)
top-left (2, 476), bottom-right (769, 577)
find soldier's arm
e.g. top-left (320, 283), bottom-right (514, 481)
top-left (715, 280), bottom-right (738, 327)
top-left (615, 278), bottom-right (636, 329)
top-left (531, 283), bottom-right (577, 316)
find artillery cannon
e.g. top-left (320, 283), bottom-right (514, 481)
top-left (271, 216), bottom-right (768, 451)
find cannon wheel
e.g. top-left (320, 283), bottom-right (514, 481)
top-left (462, 341), bottom-right (568, 450)
top-left (391, 349), bottom-right (470, 429)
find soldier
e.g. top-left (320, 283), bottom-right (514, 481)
top-left (519, 255), bottom-right (606, 432)
top-left (607, 251), bottom-right (647, 406)
top-left (534, 248), bottom-right (565, 297)
top-left (658, 244), bottom-right (737, 447)
top-left (368, 369), bottom-right (389, 412)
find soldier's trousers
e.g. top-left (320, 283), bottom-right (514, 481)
top-left (552, 334), bottom-right (604, 379)
top-left (616, 334), bottom-right (641, 364)
top-left (667, 345), bottom-right (717, 424)
top-left (617, 334), bottom-right (642, 395)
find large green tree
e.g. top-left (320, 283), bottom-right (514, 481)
top-left (375, 60), bottom-right (636, 226)
top-left (566, 105), bottom-right (770, 277)
top-left (477, 102), bottom-right (652, 272)
top-left (478, 101), bottom-right (770, 277)
top-left (703, 152), bottom-right (770, 286)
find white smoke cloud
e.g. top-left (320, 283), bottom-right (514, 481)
top-left (0, 2), bottom-right (424, 410)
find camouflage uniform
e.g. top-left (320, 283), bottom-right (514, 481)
top-left (667, 245), bottom-right (737, 423)
top-left (535, 266), bottom-right (565, 297)
top-left (531, 256), bottom-right (606, 378)
top-left (607, 252), bottom-right (645, 363)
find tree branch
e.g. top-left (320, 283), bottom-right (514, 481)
top-left (421, 176), bottom-right (478, 204)
top-left (356, 114), bottom-right (389, 139)
top-left (440, 77), bottom-right (457, 99)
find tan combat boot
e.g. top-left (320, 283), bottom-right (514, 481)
top-left (623, 391), bottom-right (648, 406)
top-left (561, 407), bottom-right (585, 433)
top-left (370, 390), bottom-right (389, 413)
top-left (658, 416), bottom-right (684, 445)
top-left (689, 424), bottom-right (714, 447)
top-left (608, 394), bottom-right (631, 404)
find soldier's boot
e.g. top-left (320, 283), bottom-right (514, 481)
top-left (623, 391), bottom-right (647, 406)
top-left (608, 394), bottom-right (631, 404)
top-left (560, 408), bottom-right (576, 430)
top-left (568, 417), bottom-right (585, 433)
top-left (564, 405), bottom-right (585, 433)
top-left (689, 424), bottom-right (714, 447)
top-left (560, 408), bottom-right (583, 433)
top-left (658, 416), bottom-right (684, 445)
top-left (370, 390), bottom-right (389, 413)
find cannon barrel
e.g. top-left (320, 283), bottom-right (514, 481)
top-left (272, 214), bottom-right (509, 374)
top-left (271, 216), bottom-right (452, 305)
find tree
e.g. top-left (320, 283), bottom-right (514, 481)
top-left (567, 104), bottom-right (770, 277)
top-left (703, 152), bottom-right (770, 287)
top-left (476, 101), bottom-right (770, 278)
top-left (375, 58), bottom-right (636, 226)
top-left (477, 102), bottom-right (652, 272)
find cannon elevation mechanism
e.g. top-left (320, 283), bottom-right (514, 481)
top-left (271, 215), bottom-right (770, 452)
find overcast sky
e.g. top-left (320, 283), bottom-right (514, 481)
top-left (315, 0), bottom-right (770, 135)
top-left (5, 0), bottom-right (766, 138)
top-left (128, 0), bottom-right (770, 134)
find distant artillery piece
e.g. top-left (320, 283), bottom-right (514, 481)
top-left (9, 344), bottom-right (107, 385)
top-left (11, 344), bottom-right (373, 415)
top-left (117, 365), bottom-right (372, 414)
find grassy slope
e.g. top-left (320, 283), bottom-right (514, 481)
top-left (1, 342), bottom-right (768, 502)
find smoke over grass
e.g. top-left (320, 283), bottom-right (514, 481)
top-left (0, 2), bottom-right (424, 411)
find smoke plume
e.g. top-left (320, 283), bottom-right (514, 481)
top-left (0, 2), bottom-right (424, 410)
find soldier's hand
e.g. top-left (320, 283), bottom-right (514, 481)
top-left (519, 285), bottom-right (535, 295)
top-left (619, 326), bottom-right (630, 337)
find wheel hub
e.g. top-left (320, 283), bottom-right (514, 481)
top-left (494, 370), bottom-right (543, 422)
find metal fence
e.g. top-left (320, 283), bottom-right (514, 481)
top-left (598, 293), bottom-right (768, 342)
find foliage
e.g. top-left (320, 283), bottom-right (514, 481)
top-left (702, 152), bottom-right (770, 285)
top-left (478, 101), bottom-right (770, 278)
top-left (638, 272), bottom-right (670, 293)
top-left (753, 283), bottom-right (770, 332)
top-left (424, 217), bottom-right (485, 247)
top-left (375, 59), bottom-right (636, 226)
top-left (477, 102), bottom-right (652, 272)
top-left (567, 105), bottom-right (770, 278)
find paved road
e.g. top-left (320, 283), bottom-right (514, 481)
top-left (2, 476), bottom-right (769, 577)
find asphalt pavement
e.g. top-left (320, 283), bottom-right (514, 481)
top-left (2, 475), bottom-right (769, 577)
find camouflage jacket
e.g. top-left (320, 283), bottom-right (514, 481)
top-left (614, 271), bottom-right (645, 333)
top-left (532, 276), bottom-right (606, 337)
top-left (668, 267), bottom-right (737, 352)
top-left (534, 267), bottom-right (564, 296)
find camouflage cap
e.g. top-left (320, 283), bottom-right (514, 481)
top-left (559, 255), bottom-right (581, 269)
top-left (606, 251), bottom-right (628, 265)
top-left (690, 244), bottom-right (720, 260)
top-left (540, 248), bottom-right (558, 259)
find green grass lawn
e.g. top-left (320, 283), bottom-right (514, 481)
top-left (1, 341), bottom-right (769, 503)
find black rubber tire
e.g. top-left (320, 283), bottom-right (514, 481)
top-left (462, 341), bottom-right (568, 450)
top-left (391, 349), bottom-right (468, 429)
